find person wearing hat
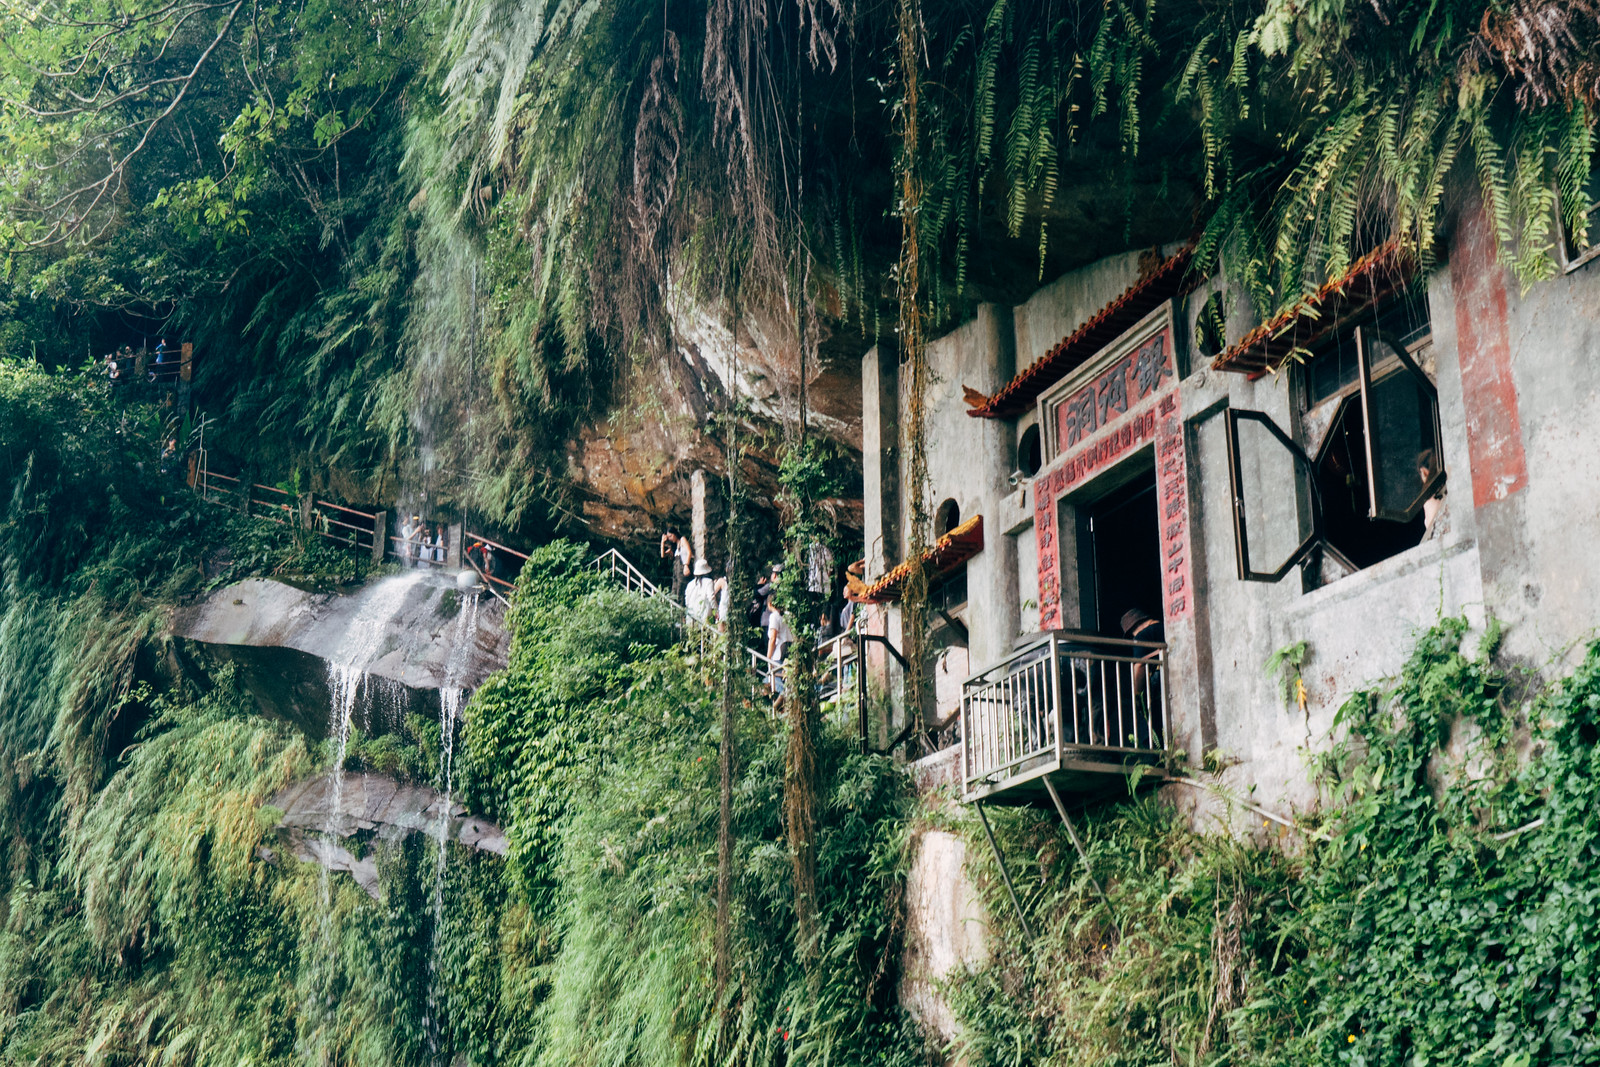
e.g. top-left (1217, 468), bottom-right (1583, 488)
top-left (684, 557), bottom-right (716, 624)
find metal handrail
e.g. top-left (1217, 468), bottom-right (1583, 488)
top-left (587, 546), bottom-right (865, 724)
top-left (961, 630), bottom-right (1169, 801)
top-left (591, 547), bottom-right (659, 597)
top-left (464, 531), bottom-right (530, 562)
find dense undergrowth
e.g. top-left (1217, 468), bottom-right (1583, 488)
top-left (955, 618), bottom-right (1600, 1067)
top-left (0, 496), bottom-right (923, 1063)
top-left (445, 542), bottom-right (921, 1066)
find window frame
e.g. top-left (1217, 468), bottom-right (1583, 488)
top-left (1354, 326), bottom-right (1446, 523)
top-left (1223, 409), bottom-right (1322, 582)
top-left (1225, 307), bottom-right (1441, 585)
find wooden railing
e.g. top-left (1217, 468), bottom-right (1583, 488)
top-left (313, 500), bottom-right (378, 552)
top-left (195, 466), bottom-right (381, 561)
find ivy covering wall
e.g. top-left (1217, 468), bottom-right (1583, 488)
top-left (955, 620), bottom-right (1600, 1067)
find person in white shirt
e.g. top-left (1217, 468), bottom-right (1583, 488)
top-left (400, 515), bottom-right (421, 566)
top-left (766, 599), bottom-right (795, 695)
top-left (684, 558), bottom-right (716, 624)
top-left (713, 570), bottom-right (731, 631)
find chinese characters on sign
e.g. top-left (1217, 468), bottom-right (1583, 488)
top-left (1055, 334), bottom-right (1172, 449)
top-left (1034, 326), bottom-right (1190, 631)
top-left (1154, 394), bottom-right (1193, 622)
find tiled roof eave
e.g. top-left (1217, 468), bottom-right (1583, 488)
top-left (1210, 243), bottom-right (1416, 377)
top-left (858, 515), bottom-right (984, 604)
top-left (967, 245), bottom-right (1199, 420)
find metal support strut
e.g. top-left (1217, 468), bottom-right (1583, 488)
top-left (974, 802), bottom-right (1034, 944)
top-left (1042, 776), bottom-right (1120, 935)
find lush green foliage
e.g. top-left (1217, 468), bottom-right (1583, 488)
top-left (2, 0), bottom-right (1593, 529)
top-left (1, 526), bottom-right (921, 1065)
top-left (451, 541), bottom-right (922, 1065)
top-left (957, 620), bottom-right (1600, 1067)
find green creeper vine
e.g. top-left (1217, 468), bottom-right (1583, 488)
top-left (955, 618), bottom-right (1600, 1067)
top-left (897, 0), bottom-right (934, 745)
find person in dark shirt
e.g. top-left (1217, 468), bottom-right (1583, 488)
top-left (1120, 608), bottom-right (1165, 748)
top-left (1120, 608), bottom-right (1164, 646)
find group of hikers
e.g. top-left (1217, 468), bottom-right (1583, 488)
top-left (397, 515), bottom-right (504, 581)
top-left (102, 338), bottom-right (180, 385)
top-left (397, 516), bottom-right (449, 566)
top-left (660, 530), bottom-right (864, 695)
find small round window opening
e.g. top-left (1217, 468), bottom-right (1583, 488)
top-left (934, 498), bottom-right (961, 539)
top-left (1018, 425), bottom-right (1042, 478)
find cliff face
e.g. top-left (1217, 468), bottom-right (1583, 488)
top-left (564, 292), bottom-right (866, 544)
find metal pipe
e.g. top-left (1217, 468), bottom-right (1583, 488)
top-left (1042, 775), bottom-right (1120, 935)
top-left (975, 802), bottom-right (1034, 945)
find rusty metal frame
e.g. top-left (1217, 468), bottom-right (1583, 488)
top-left (1223, 408), bottom-right (1321, 582)
top-left (1355, 328), bottom-right (1447, 524)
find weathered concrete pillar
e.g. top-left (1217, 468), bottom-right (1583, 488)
top-left (691, 469), bottom-right (710, 565)
top-left (958, 303), bottom-right (1018, 673)
top-left (371, 512), bottom-right (388, 564)
top-left (862, 344), bottom-right (901, 581)
top-left (298, 492), bottom-right (315, 531)
top-left (446, 522), bottom-right (463, 569)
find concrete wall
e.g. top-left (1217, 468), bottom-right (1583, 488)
top-left (899, 827), bottom-right (989, 1046)
top-left (861, 198), bottom-right (1600, 817)
top-left (1437, 198), bottom-right (1600, 669)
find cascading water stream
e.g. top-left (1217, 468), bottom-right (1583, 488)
top-left (424, 591), bottom-right (480, 1063)
top-left (305, 571), bottom-right (427, 1064)
top-left (323, 572), bottom-right (428, 860)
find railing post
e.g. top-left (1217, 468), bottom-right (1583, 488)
top-left (447, 522), bottom-right (463, 569)
top-left (857, 628), bottom-right (869, 755)
top-left (371, 512), bottom-right (387, 564)
top-left (298, 492), bottom-right (314, 532)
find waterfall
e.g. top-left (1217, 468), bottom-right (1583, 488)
top-left (424, 591), bottom-right (480, 1062)
top-left (305, 571), bottom-right (427, 1065)
top-left (324, 572), bottom-right (428, 845)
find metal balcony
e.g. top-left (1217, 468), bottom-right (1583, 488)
top-left (961, 631), bottom-right (1169, 805)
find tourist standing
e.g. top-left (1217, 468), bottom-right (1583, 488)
top-left (660, 530), bottom-right (691, 602)
top-left (685, 559), bottom-right (716, 624)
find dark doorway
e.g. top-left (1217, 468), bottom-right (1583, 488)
top-left (1079, 468), bottom-right (1163, 637)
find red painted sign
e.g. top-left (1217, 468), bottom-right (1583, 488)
top-left (1155, 394), bottom-right (1193, 622)
top-left (1450, 197), bottom-right (1528, 508)
top-left (1033, 324), bottom-right (1193, 630)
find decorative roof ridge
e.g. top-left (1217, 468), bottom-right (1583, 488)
top-left (965, 245), bottom-right (1198, 420)
top-left (1210, 241), bottom-right (1416, 378)
top-left (857, 514), bottom-right (984, 604)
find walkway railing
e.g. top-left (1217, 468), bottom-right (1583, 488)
top-left (250, 482), bottom-right (297, 526)
top-left (195, 465), bottom-right (382, 562)
top-left (592, 547), bottom-right (658, 597)
top-left (961, 631), bottom-right (1168, 803)
top-left (588, 546), bottom-right (873, 744)
top-left (313, 500), bottom-right (378, 552)
top-left (462, 531), bottom-right (527, 601)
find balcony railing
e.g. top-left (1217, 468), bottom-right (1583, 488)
top-left (961, 631), bottom-right (1169, 804)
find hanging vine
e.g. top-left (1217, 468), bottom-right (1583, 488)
top-left (897, 0), bottom-right (933, 746)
